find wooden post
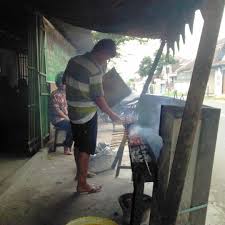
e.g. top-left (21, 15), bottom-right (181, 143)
top-left (111, 132), bottom-right (127, 171)
top-left (141, 40), bottom-right (165, 96)
top-left (161, 1), bottom-right (225, 225)
top-left (115, 134), bottom-right (127, 177)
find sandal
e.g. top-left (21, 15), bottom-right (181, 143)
top-left (64, 150), bottom-right (73, 155)
top-left (77, 184), bottom-right (102, 195)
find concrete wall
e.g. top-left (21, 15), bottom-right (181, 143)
top-left (174, 82), bottom-right (190, 94)
top-left (174, 71), bottom-right (192, 95)
top-left (207, 70), bottom-right (215, 95)
top-left (46, 19), bottom-right (93, 92)
top-left (214, 67), bottom-right (223, 96)
top-left (174, 69), bottom-right (217, 96)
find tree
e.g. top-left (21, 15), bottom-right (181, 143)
top-left (155, 53), bottom-right (177, 76)
top-left (138, 56), bottom-right (153, 77)
top-left (138, 53), bottom-right (178, 77)
top-left (127, 78), bottom-right (136, 90)
top-left (92, 31), bottom-right (149, 67)
top-left (92, 31), bottom-right (148, 46)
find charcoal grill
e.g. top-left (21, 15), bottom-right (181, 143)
top-left (112, 119), bottom-right (158, 225)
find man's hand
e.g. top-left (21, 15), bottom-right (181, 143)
top-left (95, 96), bottom-right (122, 123)
top-left (109, 112), bottom-right (121, 123)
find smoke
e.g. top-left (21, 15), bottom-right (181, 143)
top-left (128, 124), bottom-right (163, 159)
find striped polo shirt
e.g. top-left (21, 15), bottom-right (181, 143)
top-left (64, 53), bottom-right (104, 124)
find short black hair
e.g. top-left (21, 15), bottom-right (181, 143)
top-left (92, 39), bottom-right (116, 57)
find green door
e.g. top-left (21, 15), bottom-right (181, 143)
top-left (27, 14), bottom-right (50, 154)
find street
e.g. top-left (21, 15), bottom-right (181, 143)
top-left (204, 99), bottom-right (225, 224)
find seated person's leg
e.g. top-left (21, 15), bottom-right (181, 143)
top-left (63, 122), bottom-right (73, 153)
top-left (55, 120), bottom-right (73, 155)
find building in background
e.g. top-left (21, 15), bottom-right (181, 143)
top-left (174, 38), bottom-right (225, 96)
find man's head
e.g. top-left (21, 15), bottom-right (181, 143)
top-left (55, 72), bottom-right (65, 90)
top-left (91, 39), bottom-right (117, 65)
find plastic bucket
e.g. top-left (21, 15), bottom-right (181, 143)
top-left (66, 216), bottom-right (118, 225)
top-left (119, 193), bottom-right (152, 224)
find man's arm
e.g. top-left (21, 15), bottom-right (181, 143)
top-left (95, 96), bottom-right (121, 122)
top-left (89, 70), bottom-right (121, 122)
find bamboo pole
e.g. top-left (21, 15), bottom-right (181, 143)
top-left (161, 1), bottom-right (225, 225)
top-left (140, 40), bottom-right (165, 96)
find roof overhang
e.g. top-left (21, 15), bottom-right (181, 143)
top-left (1, 0), bottom-right (204, 50)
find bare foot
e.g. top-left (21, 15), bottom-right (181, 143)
top-left (64, 150), bottom-right (72, 155)
top-left (74, 171), bottom-right (96, 180)
top-left (77, 183), bottom-right (102, 194)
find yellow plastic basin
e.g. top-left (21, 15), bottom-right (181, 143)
top-left (66, 216), bottom-right (118, 225)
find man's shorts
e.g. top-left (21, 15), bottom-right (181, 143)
top-left (71, 113), bottom-right (97, 155)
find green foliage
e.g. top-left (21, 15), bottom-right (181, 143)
top-left (127, 78), bottom-right (135, 89)
top-left (138, 57), bottom-right (153, 77)
top-left (127, 78), bottom-right (134, 85)
top-left (155, 53), bottom-right (177, 75)
top-left (138, 53), bottom-right (178, 77)
top-left (92, 31), bottom-right (148, 46)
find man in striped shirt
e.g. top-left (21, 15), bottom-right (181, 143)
top-left (64, 39), bottom-right (121, 194)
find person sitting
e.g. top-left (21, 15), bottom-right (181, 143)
top-left (49, 72), bottom-right (73, 155)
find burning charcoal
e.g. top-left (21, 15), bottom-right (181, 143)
top-left (129, 133), bottom-right (144, 146)
top-left (128, 124), bottom-right (163, 159)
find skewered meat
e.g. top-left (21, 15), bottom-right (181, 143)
top-left (129, 134), bottom-right (143, 146)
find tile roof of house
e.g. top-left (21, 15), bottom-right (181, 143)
top-left (176, 38), bottom-right (225, 73)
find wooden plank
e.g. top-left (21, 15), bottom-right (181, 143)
top-left (173, 118), bottom-right (201, 224)
top-left (111, 138), bottom-right (124, 142)
top-left (161, 1), bottom-right (225, 224)
top-left (115, 142), bottom-right (125, 177)
top-left (111, 142), bottom-right (123, 145)
top-left (111, 136), bottom-right (124, 139)
top-left (150, 108), bottom-right (175, 225)
top-left (119, 166), bottom-right (131, 169)
top-left (111, 132), bottom-right (127, 172)
top-left (150, 105), bottom-right (220, 225)
top-left (189, 108), bottom-right (220, 225)
top-left (150, 106), bottom-right (201, 225)
top-left (112, 133), bottom-right (124, 136)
